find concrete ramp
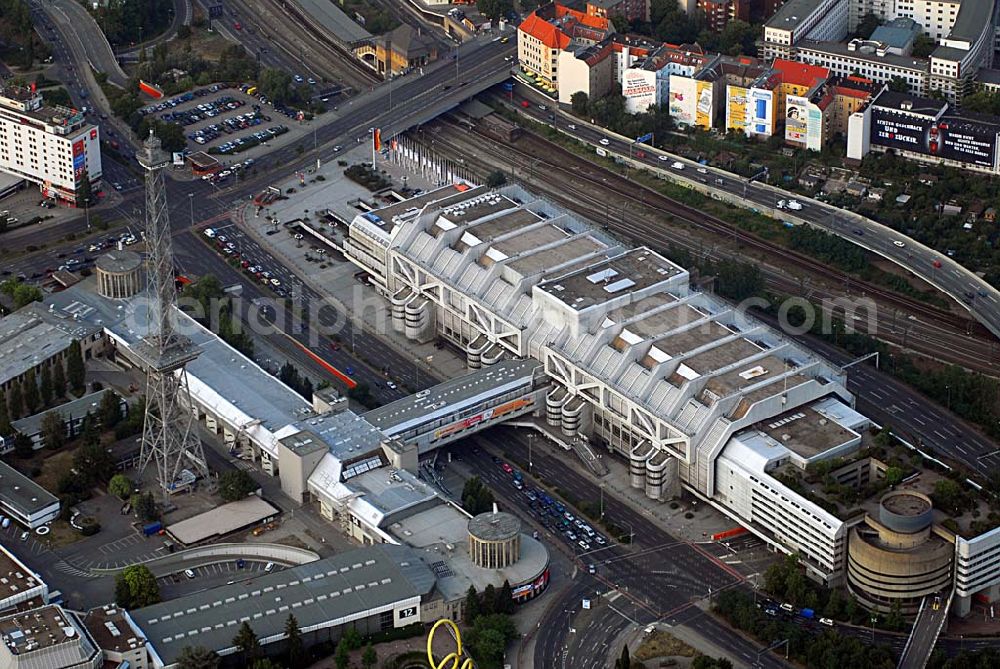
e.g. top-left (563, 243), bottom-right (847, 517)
top-left (898, 592), bottom-right (950, 669)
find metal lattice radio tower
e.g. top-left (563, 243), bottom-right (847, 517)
top-left (136, 131), bottom-right (210, 495)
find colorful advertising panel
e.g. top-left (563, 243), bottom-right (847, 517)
top-left (785, 95), bottom-right (809, 145)
top-left (694, 80), bottom-right (713, 128)
top-left (870, 107), bottom-right (999, 169)
top-left (433, 397), bottom-right (533, 440)
top-left (726, 84), bottom-right (749, 132)
top-left (749, 88), bottom-right (774, 136)
top-left (623, 69), bottom-right (658, 114)
top-left (668, 75), bottom-right (697, 126)
top-left (806, 105), bottom-right (823, 151)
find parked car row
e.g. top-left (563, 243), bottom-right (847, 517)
top-left (188, 111), bottom-right (265, 145)
top-left (211, 125), bottom-right (288, 155)
top-left (138, 85), bottom-right (226, 116)
top-left (166, 96), bottom-right (245, 126)
top-left (201, 157), bottom-right (256, 184)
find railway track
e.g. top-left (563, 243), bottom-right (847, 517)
top-left (231, 0), bottom-right (378, 91)
top-left (415, 119), bottom-right (1000, 374)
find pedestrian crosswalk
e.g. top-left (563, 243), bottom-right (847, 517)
top-left (51, 560), bottom-right (98, 579)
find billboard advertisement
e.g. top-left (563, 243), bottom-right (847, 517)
top-left (726, 84), bottom-right (749, 132)
top-left (870, 108), bottom-right (999, 169)
top-left (749, 88), bottom-right (774, 136)
top-left (669, 77), bottom-right (713, 129)
top-left (433, 397), bottom-right (533, 440)
top-left (806, 105), bottom-right (823, 151)
top-left (623, 68), bottom-right (657, 114)
top-left (785, 95), bottom-right (809, 145)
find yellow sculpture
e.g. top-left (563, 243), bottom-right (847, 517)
top-left (427, 618), bottom-right (475, 669)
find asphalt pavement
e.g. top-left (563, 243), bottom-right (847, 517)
top-left (506, 89), bottom-right (1000, 341)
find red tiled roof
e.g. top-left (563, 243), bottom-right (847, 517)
top-left (772, 58), bottom-right (829, 88)
top-left (519, 12), bottom-right (571, 49)
top-left (554, 3), bottom-right (609, 30)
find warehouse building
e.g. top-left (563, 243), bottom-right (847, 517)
top-left (126, 544), bottom-right (436, 669)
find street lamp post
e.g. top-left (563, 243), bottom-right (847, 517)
top-left (528, 432), bottom-right (534, 473)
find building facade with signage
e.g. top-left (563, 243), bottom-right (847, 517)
top-left (0, 84), bottom-right (101, 205)
top-left (621, 43), bottom-right (714, 115)
top-left (848, 89), bottom-right (1000, 174)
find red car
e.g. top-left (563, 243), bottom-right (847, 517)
top-left (233, 21), bottom-right (242, 30)
top-left (520, 100), bottom-right (530, 108)
top-left (932, 260), bottom-right (942, 268)
top-left (501, 463), bottom-right (513, 474)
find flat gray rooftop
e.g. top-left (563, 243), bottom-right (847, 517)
top-left (301, 410), bottom-right (385, 461)
top-left (364, 359), bottom-right (540, 436)
top-left (538, 247), bottom-right (682, 312)
top-left (0, 311), bottom-right (75, 386)
top-left (757, 404), bottom-right (857, 459)
top-left (374, 184), bottom-right (479, 227)
top-left (166, 496), bottom-right (279, 545)
top-left (949, 0), bottom-right (992, 43)
top-left (133, 544), bottom-right (435, 666)
top-left (293, 0), bottom-right (370, 44)
top-left (41, 280), bottom-right (313, 434)
top-left (798, 39), bottom-right (928, 71)
top-left (12, 390), bottom-right (113, 437)
top-left (0, 460), bottom-right (59, 517)
top-left (765, 0), bottom-right (827, 32)
top-left (349, 467), bottom-right (439, 517)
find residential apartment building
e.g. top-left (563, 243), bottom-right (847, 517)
top-left (586, 0), bottom-right (649, 24)
top-left (0, 84), bottom-right (101, 205)
top-left (517, 3), bottom-right (612, 90)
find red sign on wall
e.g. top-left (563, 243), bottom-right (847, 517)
top-left (72, 140), bottom-right (84, 157)
top-left (90, 129), bottom-right (97, 140)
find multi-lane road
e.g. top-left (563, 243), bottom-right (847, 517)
top-left (465, 427), bottom-right (792, 669)
top-left (505, 90), bottom-right (1000, 341)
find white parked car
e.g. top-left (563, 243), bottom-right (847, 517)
top-left (184, 569), bottom-right (196, 579)
top-left (599, 138), bottom-right (610, 146)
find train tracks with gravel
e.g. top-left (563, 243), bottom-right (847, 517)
top-left (414, 117), bottom-right (1000, 374)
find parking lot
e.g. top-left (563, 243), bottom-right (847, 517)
top-left (158, 559), bottom-right (285, 600)
top-left (138, 85), bottom-right (315, 161)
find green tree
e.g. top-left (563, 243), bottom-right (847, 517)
top-left (476, 0), bottom-right (513, 21)
top-left (22, 370), bottom-right (39, 415)
top-left (888, 76), bottom-right (910, 93)
top-left (334, 639), bottom-right (349, 669)
top-left (362, 642), bottom-right (377, 669)
top-left (482, 583), bottom-right (497, 616)
top-left (131, 492), bottom-right (159, 521)
top-left (342, 626), bottom-right (362, 650)
top-left (116, 564), bottom-right (160, 608)
top-left (251, 660), bottom-right (280, 669)
top-left (462, 476), bottom-right (495, 516)
top-left (233, 621), bottom-right (261, 662)
top-left (100, 390), bottom-right (123, 428)
top-left (0, 280), bottom-right (43, 309)
top-left (52, 361), bottom-right (66, 399)
top-left (109, 474), bottom-right (132, 499)
top-left (12, 433), bottom-right (34, 458)
top-left (74, 439), bottom-right (115, 484)
top-left (464, 614), bottom-right (518, 669)
top-left (571, 91), bottom-right (589, 117)
top-left (40, 410), bottom-right (65, 450)
top-left (486, 170), bottom-right (507, 188)
top-left (114, 573), bottom-right (133, 608)
top-left (66, 340), bottom-right (85, 393)
top-left (932, 478), bottom-right (967, 515)
top-left (219, 469), bottom-right (259, 502)
top-left (76, 171), bottom-right (94, 207)
top-left (0, 390), bottom-right (11, 436)
top-left (884, 466), bottom-right (904, 486)
top-left (39, 364), bottom-right (53, 407)
top-left (853, 12), bottom-right (881, 38)
top-left (496, 580), bottom-right (514, 615)
top-left (285, 614), bottom-right (306, 665)
top-left (8, 382), bottom-right (22, 420)
top-left (885, 598), bottom-right (904, 631)
top-left (911, 34), bottom-right (935, 58)
top-left (465, 585), bottom-right (481, 623)
top-left (258, 68), bottom-right (295, 106)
